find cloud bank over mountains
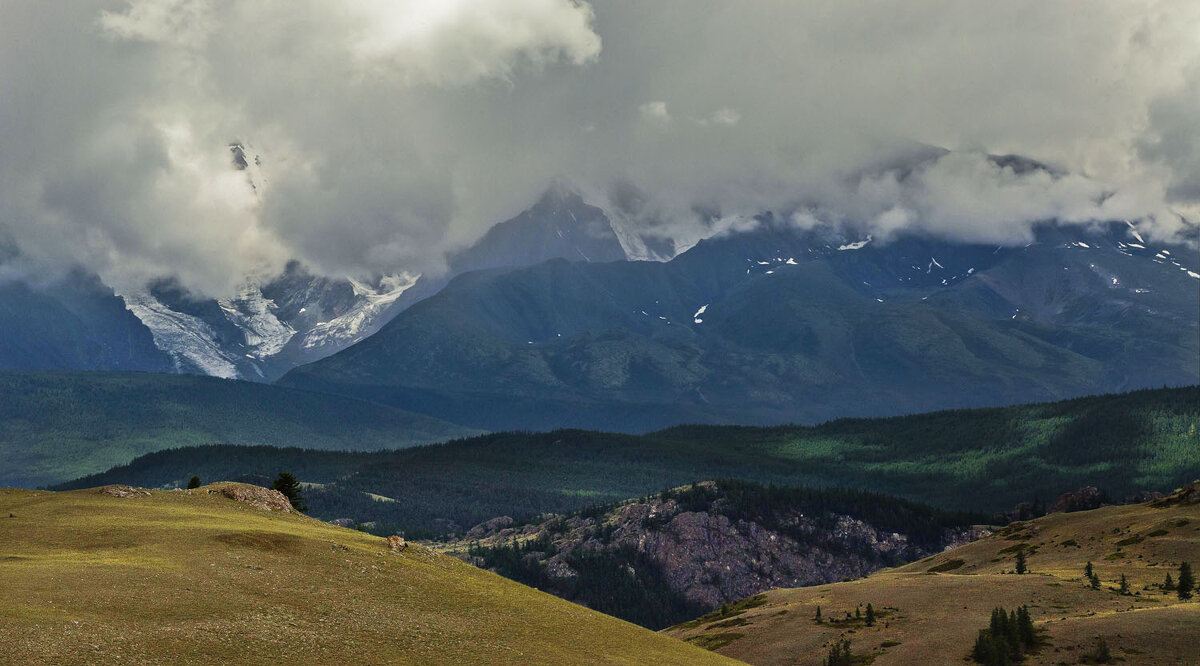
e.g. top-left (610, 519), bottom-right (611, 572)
top-left (1, 1), bottom-right (1197, 295)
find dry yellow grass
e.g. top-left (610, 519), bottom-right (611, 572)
top-left (0, 485), bottom-right (739, 665)
top-left (664, 487), bottom-right (1200, 665)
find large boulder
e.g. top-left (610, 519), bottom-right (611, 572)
top-left (207, 483), bottom-right (294, 513)
top-left (1048, 486), bottom-right (1106, 514)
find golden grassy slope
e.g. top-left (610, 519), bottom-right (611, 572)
top-left (664, 486), bottom-right (1200, 665)
top-left (0, 485), bottom-right (738, 665)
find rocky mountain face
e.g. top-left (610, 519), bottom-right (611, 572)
top-left (445, 480), bottom-right (980, 629)
top-left (122, 265), bottom-right (418, 381)
top-left (281, 217), bottom-right (1199, 431)
top-left (121, 186), bottom-right (640, 381)
top-left (448, 187), bottom-right (630, 274)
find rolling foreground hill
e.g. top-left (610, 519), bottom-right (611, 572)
top-left (0, 484), bottom-right (733, 665)
top-left (0, 372), bottom-right (479, 488)
top-left (664, 482), bottom-right (1200, 665)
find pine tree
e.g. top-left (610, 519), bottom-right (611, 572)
top-left (988, 607), bottom-right (1005, 637)
top-left (865, 603), bottom-right (876, 626)
top-left (1119, 573), bottom-right (1129, 595)
top-left (1091, 636), bottom-right (1112, 663)
top-left (1015, 549), bottom-right (1027, 575)
top-left (974, 625), bottom-right (1010, 666)
top-left (814, 605), bottom-right (822, 623)
top-left (1163, 573), bottom-right (1175, 591)
top-left (823, 639), bottom-right (852, 666)
top-left (1179, 561), bottom-right (1194, 601)
top-left (974, 606), bottom-right (1039, 665)
top-left (272, 472), bottom-right (307, 512)
top-left (1085, 561), bottom-right (1094, 579)
top-left (854, 606), bottom-right (861, 620)
top-left (186, 475), bottom-right (201, 489)
top-left (1090, 572), bottom-right (1101, 589)
top-left (1016, 605), bottom-right (1035, 647)
top-left (1005, 610), bottom-right (1021, 658)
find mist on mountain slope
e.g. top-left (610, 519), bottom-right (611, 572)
top-left (1, 1), bottom-right (1198, 297)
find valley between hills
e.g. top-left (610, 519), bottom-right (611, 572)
top-left (3, 475), bottom-right (1197, 664)
top-left (665, 482), bottom-right (1200, 665)
top-left (5, 380), bottom-right (1194, 664)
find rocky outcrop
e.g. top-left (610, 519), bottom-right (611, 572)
top-left (98, 485), bottom-right (151, 498)
top-left (207, 483), bottom-right (294, 513)
top-left (465, 515), bottom-right (514, 540)
top-left (452, 480), bottom-right (977, 619)
top-left (387, 536), bottom-right (407, 553)
top-left (1048, 486), bottom-right (1107, 514)
top-left (1152, 480), bottom-right (1200, 507)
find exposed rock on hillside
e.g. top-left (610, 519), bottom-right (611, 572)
top-left (1152, 479), bottom-right (1200, 507)
top-left (1048, 486), bottom-right (1107, 513)
top-left (207, 483), bottom-right (294, 513)
top-left (446, 480), bottom-right (980, 628)
top-left (97, 485), bottom-right (151, 498)
top-left (663, 480), bottom-right (1200, 665)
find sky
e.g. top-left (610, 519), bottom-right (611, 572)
top-left (1, 0), bottom-right (1198, 295)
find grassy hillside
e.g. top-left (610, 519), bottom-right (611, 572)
top-left (0, 372), bottom-right (480, 488)
top-left (664, 482), bottom-right (1200, 665)
top-left (57, 387), bottom-right (1200, 536)
top-left (0, 484), bottom-right (734, 665)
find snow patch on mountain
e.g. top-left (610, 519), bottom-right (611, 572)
top-left (299, 272), bottom-right (419, 350)
top-left (217, 283), bottom-right (295, 359)
top-left (122, 291), bottom-right (241, 378)
top-left (837, 236), bottom-right (873, 251)
top-left (606, 210), bottom-right (673, 262)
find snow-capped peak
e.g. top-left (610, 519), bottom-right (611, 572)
top-left (838, 235), bottom-right (873, 251)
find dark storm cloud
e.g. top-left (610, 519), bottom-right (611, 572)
top-left (0, 1), bottom-right (1196, 295)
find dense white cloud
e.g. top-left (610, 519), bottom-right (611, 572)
top-left (350, 0), bottom-right (601, 85)
top-left (639, 101), bottom-right (672, 125)
top-left (0, 1), bottom-right (1197, 295)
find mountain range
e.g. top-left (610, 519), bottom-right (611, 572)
top-left (281, 217), bottom-right (1199, 431)
top-left (0, 143), bottom-right (654, 383)
top-left (1, 152), bottom-right (1196, 432)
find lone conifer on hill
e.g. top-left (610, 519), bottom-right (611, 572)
top-left (273, 472), bottom-right (307, 513)
top-left (1179, 562), bottom-right (1194, 601)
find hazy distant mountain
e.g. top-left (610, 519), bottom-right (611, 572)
top-left (449, 187), bottom-right (630, 274)
top-left (0, 371), bottom-right (479, 488)
top-left (0, 267), bottom-right (170, 373)
top-left (280, 219), bottom-right (1199, 431)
